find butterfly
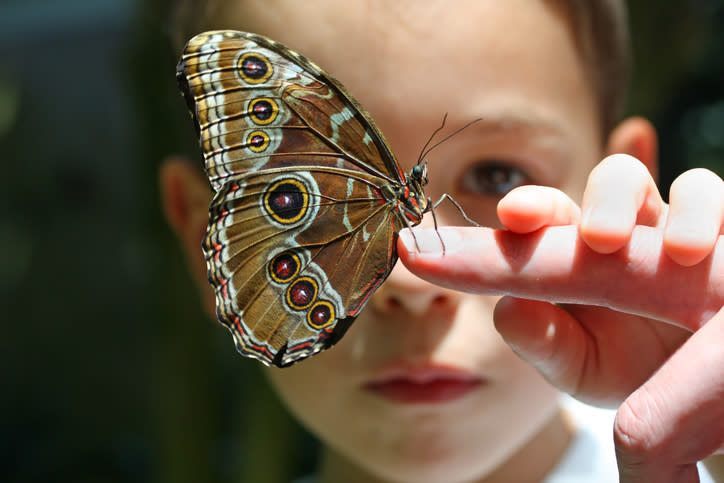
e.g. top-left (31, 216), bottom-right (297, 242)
top-left (177, 30), bottom-right (470, 367)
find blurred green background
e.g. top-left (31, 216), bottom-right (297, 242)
top-left (1, 1), bottom-right (722, 482)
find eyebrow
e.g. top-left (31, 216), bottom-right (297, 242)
top-left (463, 110), bottom-right (568, 137)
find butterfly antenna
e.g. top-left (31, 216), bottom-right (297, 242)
top-left (417, 116), bottom-right (483, 164)
top-left (415, 113), bottom-right (449, 165)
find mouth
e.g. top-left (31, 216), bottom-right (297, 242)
top-left (362, 363), bottom-right (485, 404)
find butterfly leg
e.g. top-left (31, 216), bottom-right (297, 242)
top-left (427, 197), bottom-right (447, 255)
top-left (432, 193), bottom-right (481, 227)
top-left (393, 204), bottom-right (440, 254)
top-left (399, 198), bottom-right (447, 255)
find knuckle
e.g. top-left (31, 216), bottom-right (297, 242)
top-left (613, 392), bottom-right (663, 458)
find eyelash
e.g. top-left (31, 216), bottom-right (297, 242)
top-left (459, 161), bottom-right (531, 197)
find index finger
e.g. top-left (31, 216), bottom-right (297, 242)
top-left (398, 225), bottom-right (723, 331)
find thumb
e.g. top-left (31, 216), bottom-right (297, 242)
top-left (613, 305), bottom-right (724, 483)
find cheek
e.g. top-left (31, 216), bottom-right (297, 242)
top-left (263, 363), bottom-right (332, 440)
top-left (560, 145), bottom-right (604, 204)
top-left (262, 345), bottom-right (361, 432)
top-left (560, 168), bottom-right (591, 204)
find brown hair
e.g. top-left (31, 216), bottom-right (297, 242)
top-left (556, 0), bottom-right (631, 138)
top-left (168, 0), bottom-right (630, 137)
top-left (168, 0), bottom-right (223, 53)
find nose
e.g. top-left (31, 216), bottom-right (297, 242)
top-left (370, 259), bottom-right (461, 318)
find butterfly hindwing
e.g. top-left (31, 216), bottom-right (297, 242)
top-left (205, 167), bottom-right (399, 366)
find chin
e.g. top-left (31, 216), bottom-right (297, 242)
top-left (363, 453), bottom-right (499, 483)
top-left (339, 424), bottom-right (514, 483)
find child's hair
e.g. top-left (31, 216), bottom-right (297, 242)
top-left (167, 0), bottom-right (630, 139)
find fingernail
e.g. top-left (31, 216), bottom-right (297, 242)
top-left (399, 227), bottom-right (461, 256)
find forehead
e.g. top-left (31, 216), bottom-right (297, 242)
top-left (221, 0), bottom-right (599, 156)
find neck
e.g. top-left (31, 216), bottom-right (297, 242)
top-left (703, 455), bottom-right (724, 481)
top-left (317, 406), bottom-right (576, 483)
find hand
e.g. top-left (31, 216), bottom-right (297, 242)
top-left (398, 154), bottom-right (724, 482)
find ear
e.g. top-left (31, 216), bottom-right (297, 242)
top-left (159, 156), bottom-right (211, 288)
top-left (605, 116), bottom-right (659, 181)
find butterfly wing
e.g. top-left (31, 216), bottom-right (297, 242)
top-left (177, 30), bottom-right (409, 366)
top-left (177, 30), bottom-right (406, 189)
top-left (206, 167), bottom-right (399, 366)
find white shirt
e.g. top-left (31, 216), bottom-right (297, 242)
top-left (293, 396), bottom-right (716, 482)
top-left (547, 395), bottom-right (714, 483)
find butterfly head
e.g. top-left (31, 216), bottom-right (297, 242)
top-left (410, 162), bottom-right (429, 187)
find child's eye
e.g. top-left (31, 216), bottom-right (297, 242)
top-left (459, 161), bottom-right (530, 196)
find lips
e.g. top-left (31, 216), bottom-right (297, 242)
top-left (363, 364), bottom-right (484, 404)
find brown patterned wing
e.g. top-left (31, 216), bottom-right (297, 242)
top-left (176, 30), bottom-right (406, 191)
top-left (205, 166), bottom-right (402, 367)
top-left (176, 30), bottom-right (417, 366)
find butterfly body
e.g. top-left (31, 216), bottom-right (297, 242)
top-left (177, 30), bottom-right (429, 367)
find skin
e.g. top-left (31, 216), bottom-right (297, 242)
top-left (161, 0), bottom-right (724, 481)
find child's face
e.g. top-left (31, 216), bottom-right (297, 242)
top-left (200, 0), bottom-right (604, 480)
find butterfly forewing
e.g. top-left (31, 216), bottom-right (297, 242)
top-left (177, 30), bottom-right (419, 367)
top-left (177, 30), bottom-right (405, 189)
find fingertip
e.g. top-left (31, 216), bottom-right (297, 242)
top-left (497, 186), bottom-right (581, 233)
top-left (497, 187), bottom-right (548, 233)
top-left (578, 219), bottom-right (632, 254)
top-left (665, 168), bottom-right (724, 266)
top-left (493, 296), bottom-right (532, 356)
top-left (492, 296), bottom-right (517, 338)
top-left (663, 230), bottom-right (715, 267)
top-left (397, 228), bottom-right (417, 255)
top-left (493, 297), bottom-right (563, 358)
top-left (398, 227), bottom-right (463, 259)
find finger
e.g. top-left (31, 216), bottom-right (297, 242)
top-left (580, 154), bottom-right (665, 254)
top-left (398, 225), bottom-right (723, 331)
top-left (665, 168), bottom-right (724, 266)
top-left (614, 306), bottom-right (724, 483)
top-left (497, 185), bottom-right (581, 233)
top-left (493, 297), bottom-right (687, 408)
top-left (493, 297), bottom-right (587, 393)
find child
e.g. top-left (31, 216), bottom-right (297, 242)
top-left (160, 1), bottom-right (723, 481)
